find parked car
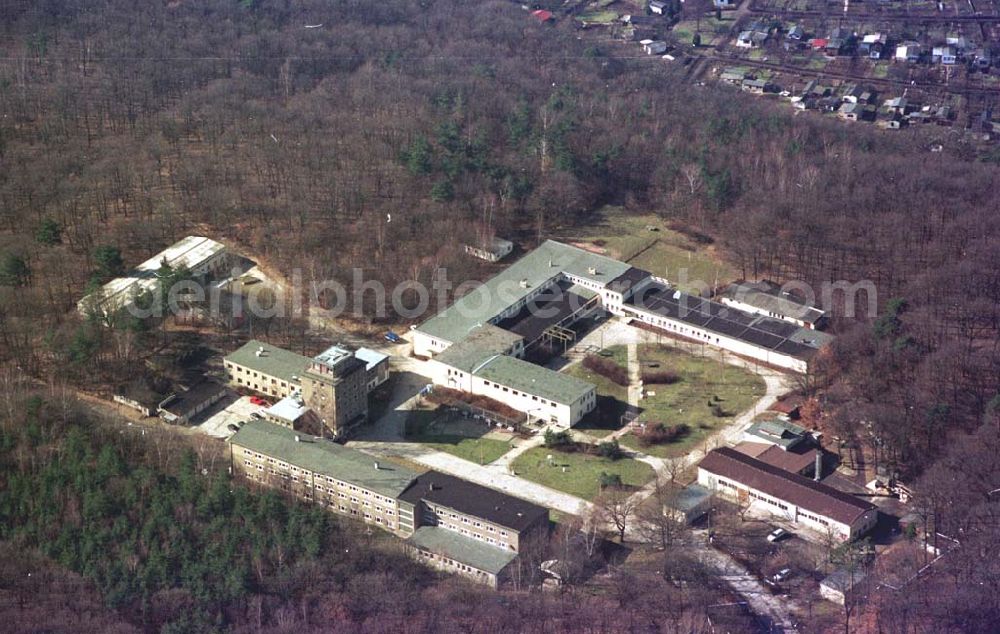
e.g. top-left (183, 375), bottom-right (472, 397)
top-left (384, 331), bottom-right (402, 343)
top-left (767, 528), bottom-right (791, 543)
top-left (249, 396), bottom-right (270, 406)
top-left (249, 412), bottom-right (263, 420)
top-left (227, 423), bottom-right (240, 433)
top-left (771, 568), bottom-right (793, 583)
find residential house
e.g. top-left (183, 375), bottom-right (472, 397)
top-left (971, 49), bottom-right (991, 69)
top-left (649, 0), bottom-right (668, 15)
top-left (530, 9), bottom-right (554, 24)
top-left (714, 0), bottom-right (738, 8)
top-left (786, 25), bottom-right (804, 41)
top-left (884, 96), bottom-right (908, 115)
top-left (860, 33), bottom-right (887, 59)
top-left (895, 42), bottom-right (921, 62)
top-left (742, 77), bottom-right (772, 94)
top-left (720, 68), bottom-right (748, 85)
top-left (736, 30), bottom-right (768, 49)
top-left (932, 46), bottom-right (957, 65)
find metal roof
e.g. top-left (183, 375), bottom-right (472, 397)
top-left (407, 526), bottom-right (517, 575)
top-left (415, 240), bottom-right (630, 343)
top-left (718, 280), bottom-right (827, 324)
top-left (229, 420), bottom-right (420, 498)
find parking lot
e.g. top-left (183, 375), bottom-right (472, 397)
top-left (196, 394), bottom-right (265, 439)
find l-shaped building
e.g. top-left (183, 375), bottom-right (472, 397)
top-left (229, 420), bottom-right (549, 588)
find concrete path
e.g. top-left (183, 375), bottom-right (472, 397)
top-left (626, 342), bottom-right (641, 408)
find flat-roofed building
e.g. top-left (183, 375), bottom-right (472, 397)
top-left (717, 280), bottom-right (828, 330)
top-left (157, 380), bottom-right (228, 425)
top-left (223, 340), bottom-right (311, 399)
top-left (77, 236), bottom-right (229, 317)
top-left (698, 447), bottom-right (877, 541)
top-left (229, 420), bottom-right (420, 535)
top-left (301, 345), bottom-right (369, 439)
top-left (463, 236), bottom-right (514, 262)
top-left (354, 347), bottom-right (390, 391)
top-left (399, 471), bottom-right (549, 588)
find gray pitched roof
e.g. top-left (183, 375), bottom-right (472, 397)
top-left (224, 340), bottom-right (311, 384)
top-left (229, 421), bottom-right (420, 498)
top-left (416, 240), bottom-right (630, 343)
top-left (407, 526), bottom-right (518, 575)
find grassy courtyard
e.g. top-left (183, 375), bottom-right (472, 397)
top-left (619, 344), bottom-right (764, 458)
top-left (562, 207), bottom-right (737, 293)
top-left (564, 354), bottom-right (629, 438)
top-left (511, 446), bottom-right (655, 501)
top-left (404, 409), bottom-right (513, 465)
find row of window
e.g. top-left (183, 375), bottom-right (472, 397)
top-left (415, 550), bottom-right (489, 577)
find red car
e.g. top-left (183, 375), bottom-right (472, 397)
top-left (249, 396), bottom-right (270, 407)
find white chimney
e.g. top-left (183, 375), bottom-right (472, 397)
top-left (373, 461), bottom-right (380, 470)
top-left (519, 279), bottom-right (529, 288)
top-left (294, 435), bottom-right (301, 442)
top-left (588, 266), bottom-right (597, 275)
top-left (814, 452), bottom-right (823, 481)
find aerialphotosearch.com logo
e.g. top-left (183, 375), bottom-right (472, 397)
top-left (123, 266), bottom-right (879, 324)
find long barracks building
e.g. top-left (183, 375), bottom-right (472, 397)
top-left (229, 420), bottom-right (549, 588)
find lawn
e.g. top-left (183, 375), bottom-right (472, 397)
top-left (564, 355), bottom-right (630, 438)
top-left (404, 409), bottom-right (513, 465)
top-left (576, 10), bottom-right (618, 24)
top-left (618, 344), bottom-right (765, 458)
top-left (511, 446), bottom-right (655, 500)
top-left (872, 63), bottom-right (889, 78)
top-left (562, 207), bottom-right (737, 293)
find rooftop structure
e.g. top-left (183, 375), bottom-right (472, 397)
top-left (354, 347), bottom-right (389, 372)
top-left (77, 236), bottom-right (228, 316)
top-left (264, 394), bottom-right (311, 426)
top-left (229, 420), bottom-right (419, 498)
top-left (433, 325), bottom-right (525, 374)
top-left (745, 418), bottom-right (812, 450)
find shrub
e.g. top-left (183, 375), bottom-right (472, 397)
top-left (597, 439), bottom-right (624, 460)
top-left (599, 472), bottom-right (623, 489)
top-left (636, 423), bottom-right (690, 447)
top-left (641, 369), bottom-right (680, 384)
top-left (582, 354), bottom-right (629, 386)
top-left (711, 404), bottom-right (727, 418)
top-left (543, 429), bottom-right (573, 448)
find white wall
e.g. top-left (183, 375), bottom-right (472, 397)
top-left (428, 359), bottom-right (595, 427)
top-left (623, 305), bottom-right (809, 372)
top-left (697, 468), bottom-right (872, 541)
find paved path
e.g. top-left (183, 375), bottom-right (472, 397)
top-left (348, 437), bottom-right (592, 516)
top-left (626, 342), bottom-right (641, 409)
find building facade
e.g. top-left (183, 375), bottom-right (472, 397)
top-left (698, 447), bottom-right (878, 541)
top-left (223, 340), bottom-right (310, 400)
top-left (300, 345), bottom-right (369, 439)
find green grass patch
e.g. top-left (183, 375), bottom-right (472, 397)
top-left (404, 409), bottom-right (513, 465)
top-left (807, 57), bottom-right (828, 70)
top-left (564, 360), bottom-right (630, 438)
top-left (577, 10), bottom-right (618, 24)
top-left (511, 446), bottom-right (655, 500)
top-left (872, 63), bottom-right (889, 78)
top-left (618, 344), bottom-right (765, 458)
top-left (563, 207), bottom-right (737, 293)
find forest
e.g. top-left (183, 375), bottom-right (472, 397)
top-left (0, 0), bottom-right (998, 630)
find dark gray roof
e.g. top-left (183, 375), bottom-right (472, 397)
top-left (495, 279), bottom-right (596, 343)
top-left (699, 447), bottom-right (875, 526)
top-left (399, 471), bottom-right (549, 532)
top-left (159, 381), bottom-right (227, 418)
top-left (626, 283), bottom-right (832, 361)
top-left (719, 280), bottom-right (826, 324)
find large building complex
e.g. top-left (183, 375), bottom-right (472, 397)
top-left (697, 447), bottom-right (878, 541)
top-left (414, 241), bottom-right (833, 426)
top-left (77, 236), bottom-right (230, 317)
top-left (229, 420), bottom-right (549, 588)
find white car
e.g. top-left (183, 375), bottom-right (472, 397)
top-left (767, 528), bottom-right (790, 543)
top-left (771, 568), bottom-right (793, 583)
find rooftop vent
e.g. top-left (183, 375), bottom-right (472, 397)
top-left (548, 259), bottom-right (554, 267)
top-left (588, 266), bottom-right (597, 275)
top-left (294, 435), bottom-right (301, 442)
top-left (255, 346), bottom-right (266, 357)
top-left (519, 279), bottom-right (530, 289)
top-left (373, 461), bottom-right (380, 470)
